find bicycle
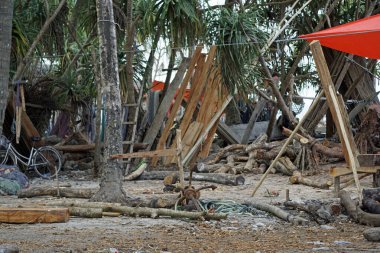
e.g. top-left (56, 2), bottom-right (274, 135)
top-left (0, 135), bottom-right (62, 179)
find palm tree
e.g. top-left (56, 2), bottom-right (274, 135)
top-left (0, 0), bottom-right (14, 135)
top-left (90, 0), bottom-right (127, 202)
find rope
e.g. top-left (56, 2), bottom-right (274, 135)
top-left (199, 199), bottom-right (271, 217)
top-left (344, 56), bottom-right (380, 80)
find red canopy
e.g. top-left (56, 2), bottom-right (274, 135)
top-left (299, 14), bottom-right (380, 59)
top-left (151, 80), bottom-right (191, 100)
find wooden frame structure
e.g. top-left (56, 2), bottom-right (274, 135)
top-left (310, 41), bottom-right (380, 198)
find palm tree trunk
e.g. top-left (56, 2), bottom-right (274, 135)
top-left (92, 50), bottom-right (102, 178)
top-left (125, 0), bottom-right (136, 143)
top-left (142, 22), bottom-right (162, 90)
top-left (0, 0), bottom-right (14, 135)
top-left (91, 0), bottom-right (127, 203)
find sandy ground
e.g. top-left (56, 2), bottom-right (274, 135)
top-left (0, 166), bottom-right (380, 253)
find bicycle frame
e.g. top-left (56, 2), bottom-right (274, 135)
top-left (4, 143), bottom-right (38, 169)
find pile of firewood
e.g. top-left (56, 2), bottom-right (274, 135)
top-left (197, 130), bottom-right (345, 178)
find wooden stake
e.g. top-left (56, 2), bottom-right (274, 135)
top-left (20, 84), bottom-right (26, 111)
top-left (176, 129), bottom-right (185, 189)
top-left (251, 91), bottom-right (324, 196)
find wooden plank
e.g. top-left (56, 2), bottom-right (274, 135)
top-left (110, 149), bottom-right (177, 159)
top-left (329, 166), bottom-right (380, 177)
top-left (310, 40), bottom-right (362, 198)
top-left (178, 46), bottom-right (217, 136)
top-left (164, 47), bottom-right (217, 164)
top-left (196, 67), bottom-right (218, 123)
top-left (182, 95), bottom-right (233, 166)
top-left (151, 46), bottom-right (203, 166)
top-left (198, 116), bottom-right (220, 159)
top-left (142, 58), bottom-right (189, 150)
top-left (198, 75), bottom-right (228, 158)
top-left (0, 207), bottom-right (69, 223)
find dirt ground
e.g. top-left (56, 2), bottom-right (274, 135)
top-left (0, 166), bottom-right (380, 253)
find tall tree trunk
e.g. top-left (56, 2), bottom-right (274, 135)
top-left (142, 23), bottom-right (162, 93)
top-left (91, 0), bottom-right (127, 203)
top-left (0, 0), bottom-right (14, 135)
top-left (125, 0), bottom-right (136, 144)
top-left (92, 50), bottom-right (102, 178)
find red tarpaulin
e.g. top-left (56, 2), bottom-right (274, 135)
top-left (299, 14), bottom-right (380, 59)
top-left (151, 80), bottom-right (191, 100)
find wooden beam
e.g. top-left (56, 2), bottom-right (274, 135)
top-left (110, 149), bottom-right (177, 159)
top-left (310, 40), bottom-right (362, 199)
top-left (330, 166), bottom-right (380, 178)
top-left (0, 207), bottom-right (69, 223)
top-left (54, 144), bottom-right (96, 152)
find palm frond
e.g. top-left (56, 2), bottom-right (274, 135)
top-left (206, 7), bottom-right (268, 96)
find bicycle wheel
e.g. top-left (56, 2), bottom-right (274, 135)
top-left (32, 146), bottom-right (62, 179)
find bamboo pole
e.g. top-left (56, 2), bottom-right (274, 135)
top-left (251, 91), bottom-right (324, 196)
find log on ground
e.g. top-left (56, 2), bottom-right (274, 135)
top-left (44, 194), bottom-right (180, 209)
top-left (69, 207), bottom-right (103, 218)
top-left (110, 206), bottom-right (227, 220)
top-left (244, 201), bottom-right (308, 225)
top-left (18, 186), bottom-right (97, 198)
top-left (137, 171), bottom-right (245, 186)
top-left (289, 171), bottom-right (332, 189)
top-left (284, 200), bottom-right (341, 224)
top-left (339, 190), bottom-right (380, 227)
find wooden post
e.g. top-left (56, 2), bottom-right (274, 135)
top-left (176, 129), bottom-right (185, 189)
top-left (309, 40), bottom-right (362, 200)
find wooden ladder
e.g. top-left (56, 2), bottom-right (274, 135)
top-left (122, 83), bottom-right (145, 173)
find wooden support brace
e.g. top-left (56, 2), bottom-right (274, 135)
top-left (309, 40), bottom-right (362, 200)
